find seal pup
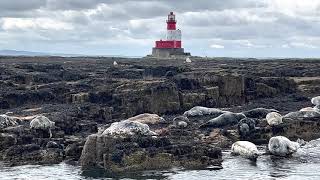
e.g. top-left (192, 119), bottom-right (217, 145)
top-left (201, 112), bottom-right (246, 128)
top-left (242, 108), bottom-right (279, 119)
top-left (231, 141), bottom-right (259, 160)
top-left (238, 118), bottom-right (256, 138)
top-left (30, 115), bottom-right (55, 138)
top-left (268, 136), bottom-right (300, 156)
top-left (266, 112), bottom-right (283, 126)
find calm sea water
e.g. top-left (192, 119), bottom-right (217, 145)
top-left (2, 146), bottom-right (320, 180)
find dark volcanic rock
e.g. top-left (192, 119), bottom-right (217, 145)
top-left (80, 134), bottom-right (222, 172)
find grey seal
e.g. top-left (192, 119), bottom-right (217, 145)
top-left (201, 112), bottom-right (246, 128)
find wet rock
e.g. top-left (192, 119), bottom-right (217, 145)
top-left (0, 133), bottom-right (17, 151)
top-left (65, 143), bottom-right (83, 159)
top-left (80, 134), bottom-right (222, 172)
top-left (46, 141), bottom-right (62, 149)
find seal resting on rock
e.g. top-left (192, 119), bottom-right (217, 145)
top-left (183, 106), bottom-right (228, 117)
top-left (201, 112), bottom-right (246, 128)
top-left (300, 107), bottom-right (318, 112)
top-left (103, 120), bottom-right (157, 136)
top-left (127, 113), bottom-right (165, 125)
top-left (311, 96), bottom-right (320, 106)
top-left (30, 115), bottom-right (55, 138)
top-left (173, 115), bottom-right (189, 128)
top-left (242, 108), bottom-right (279, 119)
top-left (238, 118), bottom-right (256, 138)
top-left (268, 136), bottom-right (300, 156)
top-left (266, 112), bottom-right (283, 126)
top-left (231, 141), bottom-right (259, 160)
top-left (0, 114), bottom-right (19, 129)
top-left (284, 110), bottom-right (320, 118)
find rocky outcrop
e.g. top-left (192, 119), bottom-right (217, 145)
top-left (80, 134), bottom-right (222, 172)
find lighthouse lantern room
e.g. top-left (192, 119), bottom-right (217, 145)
top-left (151, 12), bottom-right (189, 58)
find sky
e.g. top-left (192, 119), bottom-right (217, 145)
top-left (1, 0), bottom-right (320, 57)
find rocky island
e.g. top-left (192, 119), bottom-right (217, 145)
top-left (0, 56), bottom-right (320, 173)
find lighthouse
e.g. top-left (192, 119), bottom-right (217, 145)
top-left (151, 12), bottom-right (190, 58)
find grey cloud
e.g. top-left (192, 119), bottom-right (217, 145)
top-left (0, 0), bottom-right (320, 57)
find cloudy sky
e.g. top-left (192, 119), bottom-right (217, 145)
top-left (1, 0), bottom-right (320, 57)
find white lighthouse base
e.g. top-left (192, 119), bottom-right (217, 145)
top-left (151, 48), bottom-right (190, 58)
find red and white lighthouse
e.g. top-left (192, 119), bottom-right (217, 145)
top-left (151, 12), bottom-right (189, 57)
top-left (155, 12), bottom-right (182, 49)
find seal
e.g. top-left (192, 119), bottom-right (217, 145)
top-left (284, 110), bottom-right (320, 118)
top-left (300, 107), bottom-right (317, 112)
top-left (201, 112), bottom-right (246, 128)
top-left (103, 120), bottom-right (157, 136)
top-left (183, 106), bottom-right (228, 117)
top-left (268, 136), bottom-right (300, 156)
top-left (311, 96), bottom-right (320, 106)
top-left (266, 112), bottom-right (283, 126)
top-left (127, 113), bottom-right (165, 125)
top-left (30, 115), bottom-right (55, 138)
top-left (173, 115), bottom-right (189, 128)
top-left (0, 114), bottom-right (19, 129)
top-left (242, 108), bottom-right (279, 118)
top-left (238, 118), bottom-right (256, 138)
top-left (231, 141), bottom-right (259, 160)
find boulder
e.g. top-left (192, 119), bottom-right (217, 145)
top-left (255, 83), bottom-right (278, 98)
top-left (0, 133), bottom-right (17, 150)
top-left (80, 134), bottom-right (222, 172)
